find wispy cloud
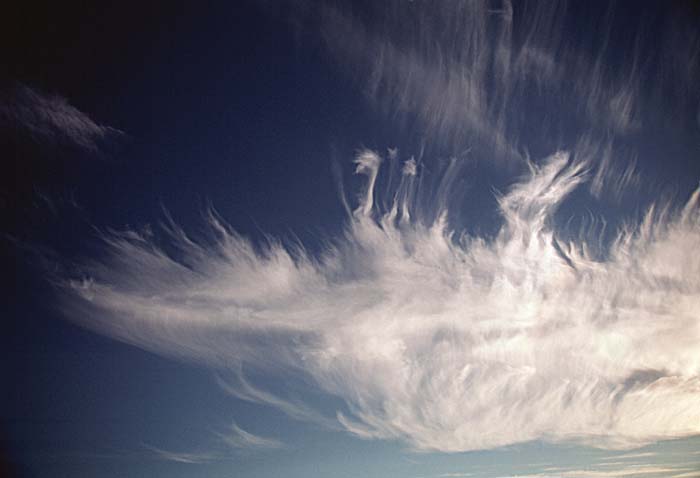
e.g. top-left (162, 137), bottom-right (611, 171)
top-left (306, 0), bottom-right (699, 157)
top-left (505, 465), bottom-right (696, 478)
top-left (216, 421), bottom-right (285, 451)
top-left (585, 139), bottom-right (640, 204)
top-left (0, 84), bottom-right (121, 153)
top-left (59, 149), bottom-right (700, 452)
top-left (669, 472), bottom-right (700, 478)
top-left (598, 452), bottom-right (657, 462)
top-left (144, 420), bottom-right (283, 464)
top-left (215, 370), bottom-right (340, 430)
top-left (144, 445), bottom-right (218, 464)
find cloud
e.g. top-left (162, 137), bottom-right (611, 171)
top-left (598, 452), bottom-right (657, 462)
top-left (584, 139), bottom-right (640, 204)
top-left (59, 149), bottom-right (700, 452)
top-left (216, 421), bottom-right (285, 450)
top-left (144, 421), bottom-right (283, 463)
top-left (670, 472), bottom-right (700, 478)
top-left (145, 445), bottom-right (217, 464)
top-left (215, 370), bottom-right (341, 430)
top-left (506, 465), bottom-right (696, 478)
top-left (0, 84), bottom-right (121, 152)
top-left (287, 0), bottom-right (700, 163)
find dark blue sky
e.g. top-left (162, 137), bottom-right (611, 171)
top-left (3, 1), bottom-right (700, 477)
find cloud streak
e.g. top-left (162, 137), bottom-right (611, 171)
top-left (144, 421), bottom-right (283, 464)
top-left (500, 465), bottom-right (697, 478)
top-left (311, 0), bottom-right (699, 158)
top-left (0, 84), bottom-right (121, 152)
top-left (59, 149), bottom-right (700, 452)
top-left (145, 445), bottom-right (218, 464)
top-left (217, 421), bottom-right (285, 450)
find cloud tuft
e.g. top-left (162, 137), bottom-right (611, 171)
top-left (60, 150), bottom-right (700, 452)
top-left (0, 84), bottom-right (121, 153)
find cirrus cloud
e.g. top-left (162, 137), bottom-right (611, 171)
top-left (58, 149), bottom-right (700, 452)
top-left (0, 84), bottom-right (121, 153)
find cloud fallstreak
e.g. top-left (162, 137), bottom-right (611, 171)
top-left (312, 0), bottom-right (699, 159)
top-left (0, 84), bottom-right (121, 152)
top-left (60, 150), bottom-right (700, 452)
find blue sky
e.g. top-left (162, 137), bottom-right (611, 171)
top-left (2, 1), bottom-right (700, 477)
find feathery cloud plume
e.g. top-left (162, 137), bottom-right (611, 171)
top-left (145, 445), bottom-right (217, 464)
top-left (499, 465), bottom-right (697, 478)
top-left (217, 421), bottom-right (284, 450)
top-left (59, 149), bottom-right (700, 452)
top-left (311, 1), bottom-right (699, 155)
top-left (0, 84), bottom-right (121, 152)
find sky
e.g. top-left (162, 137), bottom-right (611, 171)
top-left (2, 1), bottom-right (700, 477)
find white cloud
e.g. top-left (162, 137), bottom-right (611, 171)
top-left (144, 445), bottom-right (217, 464)
top-left (500, 465), bottom-right (695, 478)
top-left (598, 452), bottom-right (657, 462)
top-left (308, 0), bottom-right (699, 158)
top-left (215, 370), bottom-right (340, 430)
top-left (58, 148), bottom-right (700, 453)
top-left (144, 421), bottom-right (283, 463)
top-left (217, 421), bottom-right (285, 450)
top-left (0, 84), bottom-right (121, 152)
top-left (583, 138), bottom-right (640, 203)
top-left (669, 472), bottom-right (700, 478)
